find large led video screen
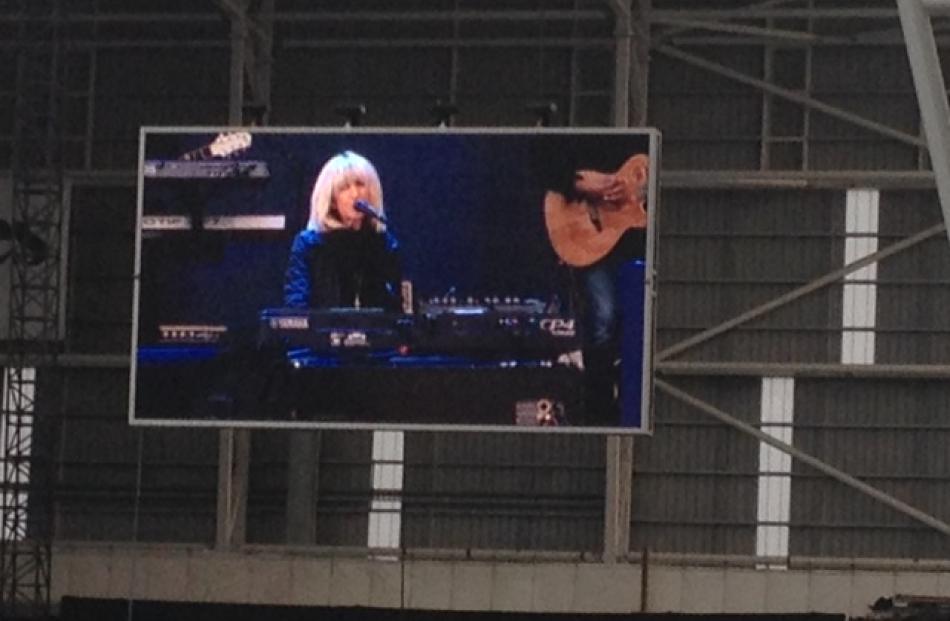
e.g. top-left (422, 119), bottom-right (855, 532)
top-left (132, 127), bottom-right (659, 433)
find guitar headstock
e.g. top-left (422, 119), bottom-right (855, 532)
top-left (208, 132), bottom-right (252, 158)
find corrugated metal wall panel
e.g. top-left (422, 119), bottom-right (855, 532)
top-left (402, 432), bottom-right (604, 551)
top-left (650, 49), bottom-right (764, 170)
top-left (570, 47), bottom-right (614, 127)
top-left (273, 47), bottom-right (456, 127)
top-left (806, 46), bottom-right (920, 170)
top-left (657, 189), bottom-right (844, 362)
top-left (67, 187), bottom-right (136, 354)
top-left (245, 429), bottom-right (290, 544)
top-left (313, 431), bottom-right (374, 547)
top-left (877, 190), bottom-right (950, 363)
top-left (807, 116), bottom-right (920, 172)
top-left (632, 378), bottom-right (759, 555)
top-left (48, 367), bottom-right (219, 544)
top-left (91, 48), bottom-right (230, 168)
top-left (791, 379), bottom-right (950, 558)
top-left (247, 430), bottom-right (375, 547)
top-left (811, 47), bottom-right (915, 94)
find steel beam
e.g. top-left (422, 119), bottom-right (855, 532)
top-left (609, 0), bottom-right (632, 127)
top-left (604, 0), bottom-right (641, 554)
top-left (657, 222), bottom-right (946, 361)
top-left (226, 0), bottom-right (248, 125)
top-left (652, 9), bottom-right (898, 20)
top-left (214, 0), bottom-right (269, 42)
top-left (631, 0), bottom-right (651, 126)
top-left (661, 169), bottom-right (935, 189)
top-left (656, 379), bottom-right (950, 538)
top-left (215, 429), bottom-right (249, 548)
top-left (657, 360), bottom-right (950, 379)
top-left (656, 44), bottom-right (926, 149)
top-left (283, 37), bottom-right (610, 50)
top-left (921, 0), bottom-right (950, 15)
top-left (898, 0), bottom-right (950, 245)
top-left (0, 9), bottom-right (608, 23)
top-left (603, 435), bottom-right (634, 561)
top-left (286, 432), bottom-right (321, 544)
top-left (658, 18), bottom-right (838, 44)
top-left (245, 0), bottom-right (273, 124)
top-left (607, 0), bottom-right (651, 127)
top-left (213, 0), bottom-right (260, 551)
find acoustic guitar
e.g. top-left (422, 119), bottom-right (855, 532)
top-left (543, 154), bottom-right (649, 268)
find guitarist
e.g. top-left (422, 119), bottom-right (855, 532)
top-left (541, 145), bottom-right (649, 427)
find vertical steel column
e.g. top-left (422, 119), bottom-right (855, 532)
top-left (216, 429), bottom-right (249, 548)
top-left (759, 33), bottom-right (774, 169)
top-left (227, 1), bottom-right (248, 125)
top-left (609, 0), bottom-right (651, 127)
top-left (610, 1), bottom-right (632, 127)
top-left (603, 0), bottom-right (647, 562)
top-left (1, 0), bottom-right (66, 617)
top-left (802, 0), bottom-right (815, 170)
top-left (213, 0), bottom-right (274, 550)
top-left (217, 0), bottom-right (274, 123)
top-left (248, 0), bottom-right (274, 122)
top-left (603, 434), bottom-right (634, 560)
top-left (630, 0), bottom-right (651, 126)
top-left (216, 0), bottom-right (252, 550)
top-left (285, 432), bottom-right (321, 544)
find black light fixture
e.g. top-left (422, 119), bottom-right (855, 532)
top-left (0, 219), bottom-right (48, 266)
top-left (431, 99), bottom-right (459, 127)
top-left (242, 102), bottom-right (269, 127)
top-left (526, 101), bottom-right (558, 127)
top-left (335, 103), bottom-right (367, 127)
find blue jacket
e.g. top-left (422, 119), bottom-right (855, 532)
top-left (283, 227), bottom-right (401, 311)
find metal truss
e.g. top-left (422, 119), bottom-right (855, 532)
top-left (898, 0), bottom-right (950, 244)
top-left (651, 216), bottom-right (950, 541)
top-left (642, 1), bottom-right (950, 549)
top-left (655, 378), bottom-right (950, 537)
top-left (1, 0), bottom-right (66, 617)
top-left (652, 219), bottom-right (950, 541)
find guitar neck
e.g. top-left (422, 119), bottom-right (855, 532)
top-left (178, 132), bottom-right (251, 161)
top-left (181, 146), bottom-right (213, 161)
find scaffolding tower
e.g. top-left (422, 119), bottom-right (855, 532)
top-left (1, 0), bottom-right (66, 617)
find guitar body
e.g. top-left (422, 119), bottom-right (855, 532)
top-left (544, 154), bottom-right (649, 268)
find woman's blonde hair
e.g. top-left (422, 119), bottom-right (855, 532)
top-left (308, 151), bottom-right (386, 232)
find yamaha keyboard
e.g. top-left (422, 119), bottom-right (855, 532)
top-left (259, 308), bottom-right (411, 355)
top-left (258, 305), bottom-right (579, 359)
top-left (140, 306), bottom-right (584, 426)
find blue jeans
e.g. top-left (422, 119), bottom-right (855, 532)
top-left (581, 259), bottom-right (621, 349)
top-left (578, 258), bottom-right (622, 426)
top-left (578, 229), bottom-right (645, 425)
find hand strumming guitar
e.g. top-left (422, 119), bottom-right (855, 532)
top-left (574, 170), bottom-right (629, 203)
top-left (574, 160), bottom-right (648, 204)
top-left (544, 154), bottom-right (649, 267)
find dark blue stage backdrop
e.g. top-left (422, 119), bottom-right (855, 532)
top-left (132, 128), bottom-right (659, 434)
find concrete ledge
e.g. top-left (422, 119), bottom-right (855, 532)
top-left (52, 542), bottom-right (950, 618)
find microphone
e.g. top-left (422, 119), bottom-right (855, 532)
top-left (354, 199), bottom-right (388, 225)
